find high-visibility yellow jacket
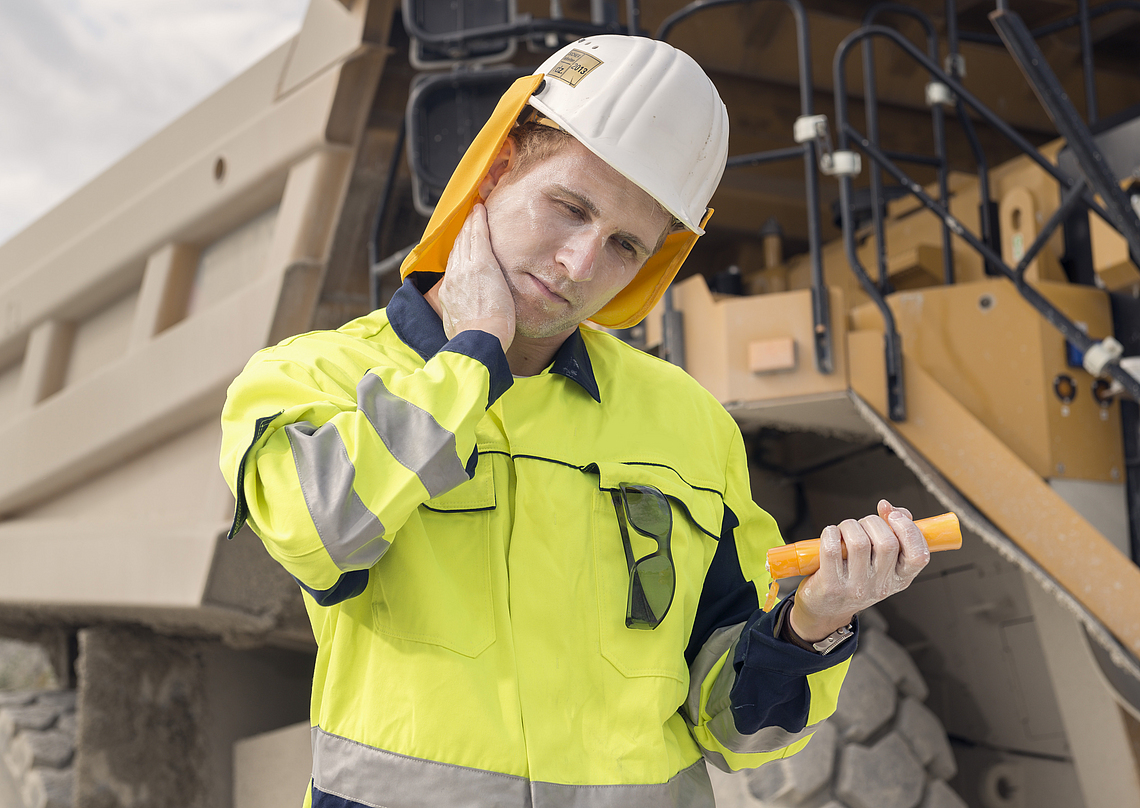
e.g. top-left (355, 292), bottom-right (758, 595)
top-left (220, 277), bottom-right (854, 808)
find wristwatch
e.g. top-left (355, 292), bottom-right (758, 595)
top-left (774, 595), bottom-right (855, 656)
top-left (807, 624), bottom-right (855, 654)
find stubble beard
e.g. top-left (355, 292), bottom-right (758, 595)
top-left (503, 264), bottom-right (586, 339)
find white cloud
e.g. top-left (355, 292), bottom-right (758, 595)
top-left (0, 0), bottom-right (307, 246)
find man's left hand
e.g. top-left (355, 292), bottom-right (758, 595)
top-left (437, 203), bottom-right (516, 352)
top-left (788, 499), bottom-right (929, 643)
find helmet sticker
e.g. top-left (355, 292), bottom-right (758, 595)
top-left (547, 49), bottom-right (603, 87)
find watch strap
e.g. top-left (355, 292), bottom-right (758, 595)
top-left (774, 594), bottom-right (855, 656)
top-left (810, 623), bottom-right (855, 655)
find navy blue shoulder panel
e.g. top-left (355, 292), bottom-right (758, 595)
top-left (685, 504), bottom-right (758, 667)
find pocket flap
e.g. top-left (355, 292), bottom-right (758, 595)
top-left (592, 461), bottom-right (723, 539)
top-left (424, 455), bottom-right (496, 512)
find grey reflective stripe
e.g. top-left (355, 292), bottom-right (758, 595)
top-left (686, 621), bottom-right (821, 756)
top-left (357, 372), bottom-right (469, 498)
top-left (698, 745), bottom-right (733, 774)
top-left (286, 422), bottom-right (388, 571)
top-left (312, 727), bottom-right (528, 806)
top-left (532, 762), bottom-right (713, 808)
top-left (706, 705), bottom-right (821, 756)
top-left (685, 622), bottom-right (745, 724)
top-left (311, 727), bottom-right (715, 808)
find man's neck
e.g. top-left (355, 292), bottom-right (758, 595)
top-left (422, 280), bottom-right (571, 377)
top-left (504, 332), bottom-right (571, 377)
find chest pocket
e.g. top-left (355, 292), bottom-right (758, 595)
top-left (370, 456), bottom-right (497, 658)
top-left (591, 461), bottom-right (723, 683)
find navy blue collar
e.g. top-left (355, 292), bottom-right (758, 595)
top-left (387, 276), bottom-right (601, 403)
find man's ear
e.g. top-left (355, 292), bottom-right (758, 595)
top-left (478, 138), bottom-right (515, 200)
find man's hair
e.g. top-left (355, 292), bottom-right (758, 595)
top-left (505, 121), bottom-right (685, 251)
top-left (508, 121), bottom-right (577, 179)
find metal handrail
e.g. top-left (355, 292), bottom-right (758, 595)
top-left (658, 0), bottom-right (834, 375)
top-left (943, 1), bottom-right (1002, 276)
top-left (831, 24), bottom-right (1140, 413)
top-left (861, 3), bottom-right (952, 291)
top-left (835, 23), bottom-right (1114, 245)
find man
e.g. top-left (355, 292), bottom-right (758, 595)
top-left (220, 35), bottom-right (929, 808)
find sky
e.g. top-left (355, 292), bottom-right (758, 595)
top-left (0, 0), bottom-right (309, 247)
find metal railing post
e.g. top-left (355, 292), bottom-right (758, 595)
top-left (657, 0), bottom-right (834, 374)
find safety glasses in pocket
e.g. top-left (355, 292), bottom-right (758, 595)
top-left (610, 483), bottom-right (675, 630)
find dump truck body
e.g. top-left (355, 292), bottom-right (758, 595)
top-left (3, 2), bottom-right (1140, 807)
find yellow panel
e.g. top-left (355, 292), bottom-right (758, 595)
top-left (855, 280), bottom-right (1123, 482)
top-left (1090, 210), bottom-right (1140, 292)
top-left (748, 337), bottom-right (797, 374)
top-left (669, 276), bottom-right (848, 405)
top-left (1036, 283), bottom-right (1126, 481)
top-left (990, 144), bottom-right (1068, 283)
top-left (848, 331), bottom-right (1140, 660)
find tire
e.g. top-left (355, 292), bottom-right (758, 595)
top-left (709, 607), bottom-right (968, 808)
top-left (0, 689), bottom-right (76, 808)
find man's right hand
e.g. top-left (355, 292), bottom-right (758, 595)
top-left (789, 500), bottom-right (929, 643)
top-left (437, 203), bottom-right (515, 353)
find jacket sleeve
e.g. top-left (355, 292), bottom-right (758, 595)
top-left (683, 428), bottom-right (855, 772)
top-left (219, 327), bottom-right (512, 606)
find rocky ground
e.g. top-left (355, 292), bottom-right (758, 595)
top-left (1, 639), bottom-right (73, 808)
top-left (0, 641), bottom-right (56, 694)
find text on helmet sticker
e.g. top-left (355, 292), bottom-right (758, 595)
top-left (548, 49), bottom-right (603, 87)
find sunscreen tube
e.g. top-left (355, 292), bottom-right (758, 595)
top-left (761, 512), bottom-right (962, 612)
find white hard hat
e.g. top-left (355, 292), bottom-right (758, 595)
top-left (529, 35), bottom-right (729, 235)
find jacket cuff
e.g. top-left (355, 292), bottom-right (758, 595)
top-left (294, 570), bottom-right (369, 607)
top-left (727, 601), bottom-right (858, 735)
top-left (440, 330), bottom-right (513, 407)
top-left (736, 598), bottom-right (859, 676)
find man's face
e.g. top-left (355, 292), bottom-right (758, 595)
top-left (482, 137), bottom-right (671, 340)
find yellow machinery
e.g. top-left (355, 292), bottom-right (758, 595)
top-left (2, 2), bottom-right (1140, 807)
